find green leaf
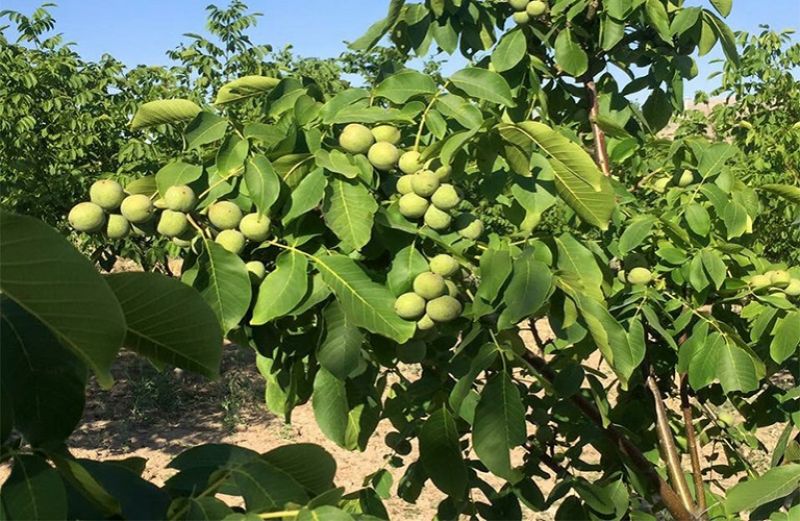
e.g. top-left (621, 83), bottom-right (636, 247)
top-left (125, 175), bottom-right (158, 196)
top-left (642, 88), bottom-right (673, 132)
top-left (619, 215), bottom-right (656, 254)
top-left (554, 29), bottom-right (588, 77)
top-left (710, 0), bottom-right (732, 17)
top-left (105, 273), bottom-right (223, 378)
top-left (261, 443), bottom-right (337, 496)
top-left (315, 149), bottom-right (361, 179)
top-left (0, 298), bottom-right (86, 446)
top-left (1, 455), bottom-right (67, 520)
top-left (216, 134), bottom-right (249, 177)
top-left (501, 122), bottom-right (614, 229)
top-left (214, 75), bottom-right (280, 105)
top-left (701, 250), bottom-right (727, 290)
top-left (497, 250), bottom-right (552, 330)
top-left (229, 458), bottom-right (308, 512)
top-left (419, 407), bottom-right (467, 497)
top-left (387, 245), bottom-right (428, 297)
top-left (705, 11), bottom-right (739, 65)
top-left (436, 94), bottom-right (483, 129)
top-left (0, 211), bottom-right (125, 387)
top-left (348, 0), bottom-right (405, 50)
top-left (723, 201), bottom-right (748, 239)
top-left (449, 67), bottom-right (515, 106)
top-left (130, 99), bottom-right (201, 130)
top-left (685, 204), bottom-right (711, 236)
top-left (281, 168), bottom-right (327, 224)
top-left (698, 142), bottom-right (735, 179)
top-left (186, 240), bottom-right (251, 334)
top-left (172, 497), bottom-right (233, 520)
top-left (323, 178), bottom-right (378, 253)
top-left (315, 254), bottom-right (416, 342)
top-left (449, 344), bottom-right (497, 417)
top-left (760, 184), bottom-right (800, 204)
top-left (374, 69), bottom-right (437, 104)
top-left (318, 301), bottom-right (363, 380)
top-left (556, 233), bottom-right (604, 302)
top-left (491, 28), bottom-right (527, 72)
top-left (645, 0), bottom-right (673, 44)
top-left (670, 7), bottom-right (700, 35)
top-left (474, 248), bottom-right (514, 316)
top-left (472, 373), bottom-right (526, 483)
top-left (725, 464), bottom-right (800, 514)
top-left (72, 459), bottom-right (170, 519)
top-left (155, 161), bottom-right (203, 197)
top-left (251, 251), bottom-right (308, 325)
top-left (312, 368), bottom-right (349, 447)
top-left (185, 111), bottom-right (229, 150)
top-left (575, 295), bottom-right (641, 388)
top-left (245, 155), bottom-right (281, 217)
top-left (689, 334), bottom-right (762, 393)
top-left (770, 311), bottom-right (800, 364)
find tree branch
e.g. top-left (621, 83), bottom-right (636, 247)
top-left (647, 374), bottom-right (697, 516)
top-left (681, 375), bottom-right (708, 519)
top-left (586, 80), bottom-right (612, 176)
top-left (521, 350), bottom-right (694, 521)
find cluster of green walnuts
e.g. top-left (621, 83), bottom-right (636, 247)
top-left (748, 269), bottom-right (800, 296)
top-left (338, 123), bottom-right (484, 239)
top-left (394, 254), bottom-right (464, 332)
top-left (68, 179), bottom-right (271, 283)
top-left (509, 0), bottom-right (548, 25)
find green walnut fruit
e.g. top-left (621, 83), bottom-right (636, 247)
top-left (653, 177), bottom-right (671, 193)
top-left (783, 278), bottom-right (800, 296)
top-left (424, 206), bottom-right (452, 230)
top-left (397, 340), bottom-right (426, 364)
top-left (367, 142), bottom-right (400, 171)
top-left (749, 274), bottom-right (773, 290)
top-left (339, 123), bottom-right (374, 154)
top-left (431, 184), bottom-right (460, 210)
top-left (398, 150), bottom-right (424, 175)
top-left (769, 270), bottom-right (792, 288)
top-left (678, 170), bottom-right (695, 187)
top-left (164, 185), bottom-right (197, 212)
top-left (394, 292), bottom-right (427, 320)
top-left (434, 164), bottom-right (452, 181)
top-left (396, 175), bottom-right (415, 195)
top-left (627, 267), bottom-right (653, 285)
top-left (208, 201), bottom-right (243, 230)
top-left (371, 125), bottom-right (401, 145)
top-left (215, 229), bottom-right (246, 255)
top-left (526, 0), bottom-right (547, 16)
top-left (429, 254), bottom-right (459, 277)
top-left (154, 198), bottom-right (168, 209)
top-left (455, 213), bottom-right (484, 240)
top-left (89, 179), bottom-right (125, 210)
top-left (246, 260), bottom-right (267, 283)
top-left (512, 10), bottom-right (530, 24)
top-left (416, 314), bottom-right (436, 332)
top-left (398, 193), bottom-right (429, 219)
top-left (426, 295), bottom-right (462, 322)
top-left (445, 280), bottom-right (459, 298)
top-left (239, 213), bottom-right (271, 242)
top-left (509, 0), bottom-right (529, 9)
top-left (157, 210), bottom-right (189, 238)
top-left (412, 171), bottom-right (440, 197)
top-left (68, 202), bottom-right (106, 232)
top-left (105, 214), bottom-right (130, 239)
top-left (413, 272), bottom-right (446, 300)
top-left (120, 194), bottom-right (154, 224)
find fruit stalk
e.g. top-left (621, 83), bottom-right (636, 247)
top-left (680, 375), bottom-right (708, 519)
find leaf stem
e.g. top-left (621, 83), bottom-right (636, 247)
top-left (258, 510), bottom-right (300, 519)
top-left (414, 82), bottom-right (449, 152)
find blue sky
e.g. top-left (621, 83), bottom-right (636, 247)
top-left (3, 0), bottom-right (799, 97)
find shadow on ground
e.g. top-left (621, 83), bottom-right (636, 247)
top-left (69, 345), bottom-right (275, 457)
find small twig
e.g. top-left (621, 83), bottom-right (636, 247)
top-left (646, 373), bottom-right (697, 516)
top-left (586, 80), bottom-right (611, 177)
top-left (681, 375), bottom-right (708, 519)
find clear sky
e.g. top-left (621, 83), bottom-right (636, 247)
top-left (3, 0), bottom-right (799, 97)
